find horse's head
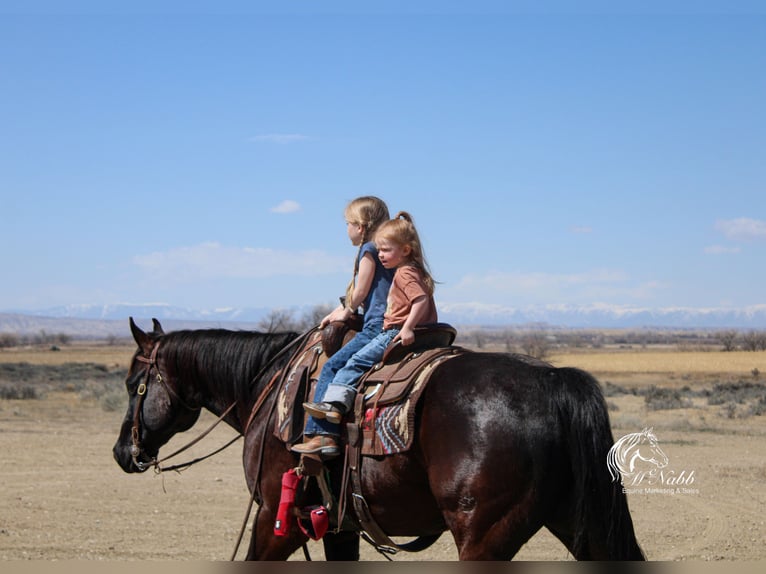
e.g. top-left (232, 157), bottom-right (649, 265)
top-left (112, 317), bottom-right (201, 473)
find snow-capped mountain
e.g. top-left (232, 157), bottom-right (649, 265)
top-left (3, 302), bottom-right (766, 334)
top-left (28, 303), bottom-right (274, 322)
top-left (437, 302), bottom-right (766, 329)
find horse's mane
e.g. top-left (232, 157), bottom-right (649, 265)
top-left (160, 328), bottom-right (300, 400)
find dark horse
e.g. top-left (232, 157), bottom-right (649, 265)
top-left (113, 318), bottom-right (645, 561)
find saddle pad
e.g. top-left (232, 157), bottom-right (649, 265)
top-left (360, 348), bottom-right (463, 456)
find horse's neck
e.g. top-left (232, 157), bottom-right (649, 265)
top-left (167, 332), bottom-right (291, 432)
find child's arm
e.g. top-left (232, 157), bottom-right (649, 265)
top-left (349, 252), bottom-right (376, 311)
top-left (320, 252), bottom-right (376, 328)
top-left (396, 295), bottom-right (430, 346)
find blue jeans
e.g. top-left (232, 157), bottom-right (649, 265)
top-left (305, 325), bottom-right (399, 437)
top-left (305, 320), bottom-right (383, 437)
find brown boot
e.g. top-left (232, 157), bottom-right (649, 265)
top-left (290, 435), bottom-right (340, 458)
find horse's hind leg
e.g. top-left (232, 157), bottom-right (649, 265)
top-left (442, 494), bottom-right (546, 560)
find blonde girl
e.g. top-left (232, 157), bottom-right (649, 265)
top-left (296, 211), bottom-right (437, 458)
top-left (319, 196), bottom-right (392, 328)
top-left (296, 196), bottom-right (394, 458)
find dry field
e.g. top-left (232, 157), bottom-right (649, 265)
top-left (1, 342), bottom-right (765, 563)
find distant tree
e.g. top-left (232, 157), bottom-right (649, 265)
top-left (719, 330), bottom-right (739, 352)
top-left (741, 330), bottom-right (766, 352)
top-left (503, 330), bottom-right (514, 353)
top-left (0, 333), bottom-right (19, 348)
top-left (257, 304), bottom-right (335, 334)
top-left (520, 331), bottom-right (551, 360)
top-left (257, 309), bottom-right (297, 333)
top-left (300, 304), bottom-right (334, 331)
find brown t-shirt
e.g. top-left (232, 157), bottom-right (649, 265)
top-left (383, 265), bottom-right (438, 329)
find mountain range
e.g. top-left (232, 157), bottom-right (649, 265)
top-left (2, 302), bottom-right (766, 337)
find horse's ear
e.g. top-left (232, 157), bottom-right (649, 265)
top-left (151, 318), bottom-right (164, 335)
top-left (129, 317), bottom-right (152, 351)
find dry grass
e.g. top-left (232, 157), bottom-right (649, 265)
top-left (4, 343), bottom-right (766, 379)
top-left (549, 349), bottom-right (766, 377)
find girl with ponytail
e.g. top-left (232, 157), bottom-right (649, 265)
top-left (296, 210), bottom-right (438, 458)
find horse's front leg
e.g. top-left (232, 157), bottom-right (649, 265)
top-left (242, 435), bottom-right (307, 560)
top-left (244, 502), bottom-right (306, 560)
top-left (322, 530), bottom-right (360, 561)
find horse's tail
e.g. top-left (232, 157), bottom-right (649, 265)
top-left (552, 367), bottom-right (645, 560)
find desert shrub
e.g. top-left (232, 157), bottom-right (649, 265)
top-left (100, 390), bottom-right (127, 412)
top-left (720, 402), bottom-right (738, 419)
top-left (602, 381), bottom-right (629, 397)
top-left (749, 396), bottom-right (766, 416)
top-left (706, 381), bottom-right (766, 405)
top-left (0, 362), bottom-right (127, 404)
top-left (0, 362), bottom-right (123, 384)
top-left (0, 384), bottom-right (41, 400)
top-left (644, 385), bottom-right (693, 410)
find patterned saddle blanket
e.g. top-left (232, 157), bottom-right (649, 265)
top-left (273, 323), bottom-right (463, 456)
top-left (354, 346), bottom-right (463, 455)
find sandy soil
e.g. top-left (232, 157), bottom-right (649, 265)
top-left (1, 376), bottom-right (765, 562)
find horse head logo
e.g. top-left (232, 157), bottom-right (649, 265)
top-left (607, 427), bottom-right (669, 484)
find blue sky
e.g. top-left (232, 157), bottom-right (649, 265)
top-left (1, 1), bottom-right (765, 316)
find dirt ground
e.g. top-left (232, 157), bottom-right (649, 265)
top-left (1, 351), bottom-right (765, 562)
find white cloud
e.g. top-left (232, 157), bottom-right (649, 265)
top-left (270, 200), bottom-right (301, 214)
top-left (704, 245), bottom-right (741, 255)
top-left (714, 218), bottom-right (766, 241)
top-left (132, 242), bottom-right (347, 282)
top-left (249, 133), bottom-right (311, 144)
top-left (570, 225), bottom-right (593, 234)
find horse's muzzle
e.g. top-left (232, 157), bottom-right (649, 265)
top-left (113, 442), bottom-right (152, 473)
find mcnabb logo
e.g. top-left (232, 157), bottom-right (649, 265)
top-left (607, 427), bottom-right (698, 495)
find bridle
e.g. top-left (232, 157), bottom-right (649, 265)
top-left (127, 329), bottom-right (310, 474)
top-left (129, 343), bottom-right (161, 470)
top-left (129, 342), bottom-right (237, 472)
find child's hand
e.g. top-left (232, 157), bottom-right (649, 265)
top-left (397, 326), bottom-right (415, 346)
top-left (320, 306), bottom-right (352, 329)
